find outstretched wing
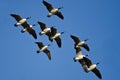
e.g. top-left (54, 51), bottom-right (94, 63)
top-left (51, 27), bottom-right (57, 36)
top-left (22, 23), bottom-right (37, 39)
top-left (78, 59), bottom-right (88, 73)
top-left (82, 44), bottom-right (90, 51)
top-left (43, 0), bottom-right (53, 12)
top-left (92, 68), bottom-right (102, 79)
top-left (35, 42), bottom-right (44, 49)
top-left (46, 31), bottom-right (52, 41)
top-left (27, 27), bottom-right (37, 39)
top-left (70, 35), bottom-right (80, 44)
top-left (10, 14), bottom-right (22, 22)
top-left (44, 49), bottom-right (51, 60)
top-left (55, 11), bottom-right (64, 19)
top-left (83, 57), bottom-right (92, 67)
top-left (55, 37), bottom-right (61, 48)
top-left (38, 21), bottom-right (47, 31)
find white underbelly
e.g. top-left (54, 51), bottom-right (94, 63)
top-left (16, 19), bottom-right (26, 26)
top-left (40, 46), bottom-right (47, 52)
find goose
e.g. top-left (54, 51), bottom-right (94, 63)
top-left (43, 0), bottom-right (64, 19)
top-left (35, 42), bottom-right (51, 60)
top-left (70, 35), bottom-right (90, 51)
top-left (21, 23), bottom-right (37, 39)
top-left (10, 14), bottom-right (31, 27)
top-left (50, 27), bottom-right (64, 48)
top-left (83, 57), bottom-right (102, 79)
top-left (37, 21), bottom-right (51, 41)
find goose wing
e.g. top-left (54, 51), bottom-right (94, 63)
top-left (43, 0), bottom-right (53, 12)
top-left (92, 68), bottom-right (102, 79)
top-left (55, 11), bottom-right (64, 19)
top-left (78, 59), bottom-right (88, 73)
top-left (35, 42), bottom-right (44, 49)
top-left (38, 21), bottom-right (47, 31)
top-left (83, 57), bottom-right (92, 67)
top-left (51, 27), bottom-right (57, 36)
top-left (46, 31), bottom-right (52, 41)
top-left (82, 44), bottom-right (90, 51)
top-left (55, 37), bottom-right (61, 48)
top-left (43, 49), bottom-right (51, 60)
top-left (70, 35), bottom-right (80, 44)
top-left (27, 27), bottom-right (37, 39)
top-left (22, 23), bottom-right (37, 39)
top-left (10, 14), bottom-right (22, 22)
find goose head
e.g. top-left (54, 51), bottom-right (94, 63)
top-left (73, 57), bottom-right (77, 62)
top-left (26, 16), bottom-right (31, 19)
top-left (36, 50), bottom-right (40, 53)
top-left (84, 38), bottom-right (89, 42)
top-left (96, 62), bottom-right (100, 65)
top-left (58, 6), bottom-right (63, 10)
top-left (84, 54), bottom-right (89, 57)
top-left (61, 31), bottom-right (65, 34)
top-left (39, 32), bottom-right (43, 36)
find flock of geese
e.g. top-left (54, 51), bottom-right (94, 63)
top-left (10, 0), bottom-right (102, 79)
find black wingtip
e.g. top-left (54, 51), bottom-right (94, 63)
top-left (43, 0), bottom-right (46, 3)
top-left (33, 36), bottom-right (37, 39)
top-left (10, 14), bottom-right (14, 16)
top-left (49, 58), bottom-right (51, 60)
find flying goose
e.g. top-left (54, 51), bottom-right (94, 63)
top-left (83, 57), bottom-right (102, 79)
top-left (43, 0), bottom-right (64, 19)
top-left (21, 23), bottom-right (37, 39)
top-left (50, 27), bottom-right (64, 48)
top-left (37, 21), bottom-right (51, 41)
top-left (70, 35), bottom-right (90, 51)
top-left (10, 14), bottom-right (31, 27)
top-left (35, 42), bottom-right (51, 60)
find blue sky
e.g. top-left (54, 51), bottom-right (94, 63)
top-left (0, 0), bottom-right (120, 80)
